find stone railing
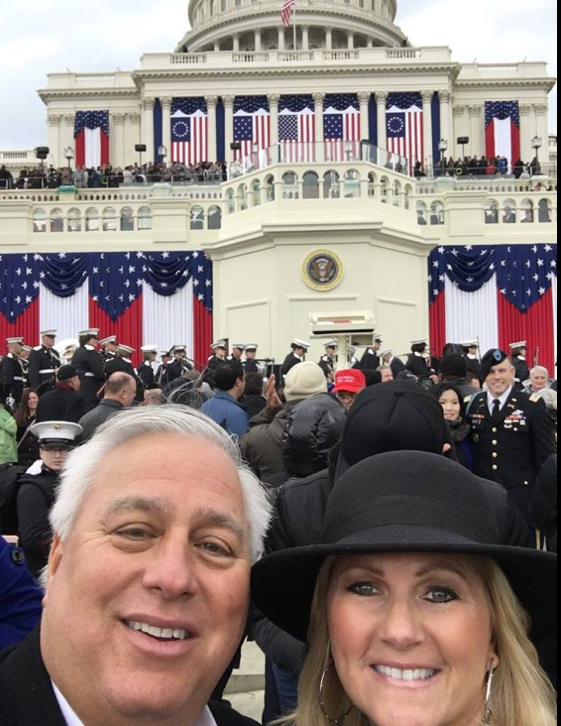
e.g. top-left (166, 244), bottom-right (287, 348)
top-left (458, 61), bottom-right (550, 80)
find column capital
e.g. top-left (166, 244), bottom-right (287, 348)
top-left (420, 90), bottom-right (434, 103)
top-left (358, 91), bottom-right (372, 104)
top-left (47, 113), bottom-right (63, 126)
top-left (143, 97), bottom-right (156, 111)
top-left (468, 105), bottom-right (483, 117)
top-left (268, 93), bottom-right (281, 106)
top-left (160, 96), bottom-right (173, 109)
top-left (375, 91), bottom-right (389, 104)
top-left (519, 103), bottom-right (532, 116)
top-left (438, 89), bottom-right (452, 103)
top-left (128, 112), bottom-right (141, 124)
top-left (313, 92), bottom-right (325, 105)
top-left (112, 113), bottom-right (126, 125)
top-left (205, 95), bottom-right (219, 108)
top-left (222, 94), bottom-right (235, 109)
top-left (533, 103), bottom-right (549, 115)
top-left (63, 113), bottom-right (75, 125)
top-left (453, 105), bottom-right (466, 117)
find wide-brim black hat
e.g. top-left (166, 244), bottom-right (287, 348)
top-left (252, 452), bottom-right (557, 644)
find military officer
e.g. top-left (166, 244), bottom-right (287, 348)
top-left (509, 340), bottom-right (531, 390)
top-left (28, 330), bottom-right (61, 394)
top-left (98, 335), bottom-right (119, 366)
top-left (243, 345), bottom-right (263, 375)
top-left (348, 346), bottom-right (360, 369)
top-left (381, 348), bottom-right (407, 380)
top-left (466, 348), bottom-right (556, 527)
top-left (155, 350), bottom-right (172, 386)
top-left (228, 344), bottom-right (245, 363)
top-left (462, 339), bottom-right (482, 381)
top-left (105, 345), bottom-right (137, 380)
top-left (205, 341), bottom-right (228, 387)
top-left (0, 338), bottom-right (27, 408)
top-left (138, 345), bottom-right (158, 389)
top-left (405, 339), bottom-right (435, 381)
top-left (318, 340), bottom-right (337, 380)
top-left (281, 339), bottom-right (310, 377)
top-left (71, 329), bottom-right (105, 412)
top-left (358, 333), bottom-right (383, 371)
top-left (160, 345), bottom-right (195, 388)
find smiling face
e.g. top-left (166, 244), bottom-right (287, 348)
top-left (327, 553), bottom-right (497, 726)
top-left (41, 433), bottom-right (251, 726)
top-left (438, 389), bottom-right (462, 422)
top-left (486, 361), bottom-right (515, 397)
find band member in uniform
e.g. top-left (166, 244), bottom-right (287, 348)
top-left (348, 346), bottom-right (360, 369)
top-left (381, 348), bottom-right (406, 379)
top-left (243, 345), bottom-right (262, 375)
top-left (0, 338), bottom-right (27, 409)
top-left (204, 341), bottom-right (228, 387)
top-left (281, 339), bottom-right (310, 377)
top-left (155, 350), bottom-right (172, 386)
top-left (28, 330), bottom-right (61, 394)
top-left (160, 345), bottom-right (195, 388)
top-left (228, 344), bottom-right (245, 363)
top-left (462, 339), bottom-right (482, 381)
top-left (98, 336), bottom-right (119, 366)
top-left (358, 333), bottom-right (383, 371)
top-left (466, 348), bottom-right (556, 527)
top-left (509, 340), bottom-right (531, 390)
top-left (318, 340), bottom-right (337, 380)
top-left (105, 345), bottom-right (137, 379)
top-left (71, 329), bottom-right (105, 412)
top-left (138, 345), bottom-right (158, 389)
top-left (406, 338), bottom-right (435, 381)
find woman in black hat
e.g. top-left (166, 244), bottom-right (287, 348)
top-left (253, 452), bottom-right (557, 726)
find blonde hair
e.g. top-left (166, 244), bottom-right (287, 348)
top-left (285, 555), bottom-right (556, 726)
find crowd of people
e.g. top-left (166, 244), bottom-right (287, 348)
top-left (414, 154), bottom-right (545, 180)
top-left (0, 160), bottom-right (229, 191)
top-left (0, 327), bottom-right (557, 726)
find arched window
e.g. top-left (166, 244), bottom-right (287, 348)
top-left (33, 208), bottom-right (47, 233)
top-left (430, 201), bottom-right (444, 225)
top-left (50, 208), bottom-right (64, 233)
top-left (190, 206), bottom-right (205, 230)
top-left (323, 170), bottom-right (340, 199)
top-left (265, 175), bottom-right (275, 202)
top-left (303, 171), bottom-right (320, 199)
top-left (485, 201), bottom-right (499, 224)
top-left (416, 202), bottom-right (427, 225)
top-left (344, 170), bottom-right (361, 198)
top-left (520, 199), bottom-right (534, 223)
top-left (85, 207), bottom-right (100, 232)
top-left (282, 172), bottom-right (298, 199)
top-left (238, 184), bottom-right (248, 210)
top-left (102, 207), bottom-right (118, 232)
top-left (138, 206), bottom-right (152, 230)
top-left (538, 198), bottom-right (552, 223)
top-left (68, 208), bottom-right (82, 233)
top-left (226, 189), bottom-right (235, 214)
top-left (120, 206), bottom-right (135, 231)
top-left (208, 206), bottom-right (222, 229)
top-left (502, 200), bottom-right (517, 224)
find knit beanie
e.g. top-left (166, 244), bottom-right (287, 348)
top-left (284, 362), bottom-right (327, 402)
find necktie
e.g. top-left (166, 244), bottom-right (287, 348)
top-left (492, 398), bottom-right (502, 423)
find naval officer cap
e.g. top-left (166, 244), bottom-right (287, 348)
top-left (211, 341), bottom-right (227, 350)
top-left (232, 343), bottom-right (246, 351)
top-left (99, 335), bottom-right (118, 346)
top-left (411, 337), bottom-right (428, 346)
top-left (509, 340), bottom-right (528, 350)
top-left (40, 329), bottom-right (57, 338)
top-left (79, 328), bottom-right (100, 339)
top-left (30, 421), bottom-right (83, 448)
top-left (324, 340), bottom-right (338, 349)
top-left (461, 339), bottom-right (478, 348)
top-left (118, 344), bottom-right (135, 356)
top-left (141, 345), bottom-right (158, 354)
top-left (373, 332), bottom-right (383, 342)
top-left (245, 344), bottom-right (258, 351)
top-left (6, 337), bottom-right (24, 345)
top-left (480, 348), bottom-right (509, 381)
top-left (292, 338), bottom-right (311, 350)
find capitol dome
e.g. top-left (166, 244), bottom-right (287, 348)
top-left (176, 0), bottom-right (409, 53)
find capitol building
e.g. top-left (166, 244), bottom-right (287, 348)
top-left (0, 0), bottom-right (557, 369)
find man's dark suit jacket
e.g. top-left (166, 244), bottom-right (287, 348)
top-left (0, 628), bottom-right (259, 725)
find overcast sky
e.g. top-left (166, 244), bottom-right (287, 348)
top-left (0, 0), bottom-right (556, 149)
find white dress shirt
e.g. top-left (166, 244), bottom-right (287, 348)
top-left (486, 386), bottom-right (513, 414)
top-left (53, 682), bottom-right (218, 726)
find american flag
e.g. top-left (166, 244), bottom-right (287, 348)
top-left (279, 96), bottom-right (316, 162)
top-left (171, 97), bottom-right (208, 166)
top-left (74, 111), bottom-right (110, 168)
top-left (323, 94), bottom-right (360, 162)
top-left (485, 101), bottom-right (521, 170)
top-left (386, 93), bottom-right (424, 172)
top-left (281, 0), bottom-right (295, 27)
top-left (233, 96), bottom-right (270, 160)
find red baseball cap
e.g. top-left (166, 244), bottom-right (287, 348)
top-left (334, 369), bottom-right (366, 394)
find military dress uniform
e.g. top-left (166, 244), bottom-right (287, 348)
top-left (512, 355), bottom-right (531, 390)
top-left (28, 345), bottom-right (61, 394)
top-left (138, 360), bottom-right (156, 388)
top-left (318, 354), bottom-right (335, 379)
top-left (71, 345), bottom-right (105, 412)
top-left (406, 352), bottom-right (433, 380)
top-left (467, 388), bottom-right (556, 526)
top-left (0, 354), bottom-right (27, 408)
top-left (464, 355), bottom-right (482, 381)
top-left (281, 353), bottom-right (303, 377)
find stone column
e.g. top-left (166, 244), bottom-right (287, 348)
top-left (519, 103), bottom-right (533, 162)
top-left (347, 32), bottom-right (355, 50)
top-left (314, 92), bottom-right (325, 161)
top-left (233, 34), bottom-right (240, 52)
top-left (452, 105), bottom-right (467, 158)
top-left (421, 90), bottom-right (434, 171)
top-left (278, 27), bottom-right (285, 50)
top-left (438, 90), bottom-right (452, 152)
top-left (223, 95), bottom-right (235, 163)
top-left (468, 105), bottom-right (483, 157)
top-left (63, 114), bottom-right (76, 165)
top-left (160, 97), bottom-right (173, 161)
top-left (126, 113), bottom-right (142, 166)
top-left (533, 103), bottom-right (550, 164)
top-left (47, 114), bottom-right (63, 167)
top-left (112, 113), bottom-right (126, 169)
top-left (367, 37), bottom-right (374, 48)
top-left (269, 93), bottom-right (280, 151)
top-left (358, 91), bottom-right (371, 143)
top-left (255, 29), bottom-right (262, 51)
top-left (302, 26), bottom-right (309, 50)
top-left (325, 27), bottom-right (333, 50)
top-left (376, 91), bottom-right (389, 157)
top-left (205, 95), bottom-right (218, 162)
top-left (142, 98), bottom-right (156, 163)
top-left (214, 41), bottom-right (221, 52)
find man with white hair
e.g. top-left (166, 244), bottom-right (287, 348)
top-left (525, 365), bottom-right (552, 395)
top-left (0, 406), bottom-right (271, 726)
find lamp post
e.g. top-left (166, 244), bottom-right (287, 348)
top-left (158, 145), bottom-right (168, 163)
top-left (438, 138), bottom-right (448, 176)
top-left (64, 146), bottom-right (74, 171)
top-left (532, 135), bottom-right (542, 176)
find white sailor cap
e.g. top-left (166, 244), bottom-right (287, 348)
top-left (324, 340), bottom-right (338, 349)
top-left (244, 344), bottom-right (258, 351)
top-left (461, 339), bottom-right (478, 348)
top-left (373, 332), bottom-right (383, 342)
top-left (30, 421), bottom-right (83, 447)
top-left (79, 328), bottom-right (100, 338)
top-left (160, 350), bottom-right (172, 358)
top-left (22, 345), bottom-right (33, 353)
top-left (232, 343), bottom-right (246, 351)
top-left (509, 340), bottom-right (527, 349)
top-left (380, 348), bottom-right (393, 357)
top-left (6, 337), bottom-right (24, 345)
top-left (141, 345), bottom-right (158, 354)
top-left (40, 329), bottom-right (57, 338)
top-left (118, 344), bottom-right (135, 356)
top-left (99, 335), bottom-right (118, 346)
top-left (173, 344), bottom-right (187, 352)
top-left (411, 338), bottom-right (428, 346)
top-left (292, 339), bottom-right (311, 350)
top-left (211, 341), bottom-right (228, 350)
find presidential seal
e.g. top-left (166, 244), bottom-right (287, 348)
top-left (302, 250), bottom-right (344, 292)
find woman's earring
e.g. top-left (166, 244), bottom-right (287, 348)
top-left (483, 665), bottom-right (496, 724)
top-left (318, 661), bottom-right (354, 724)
